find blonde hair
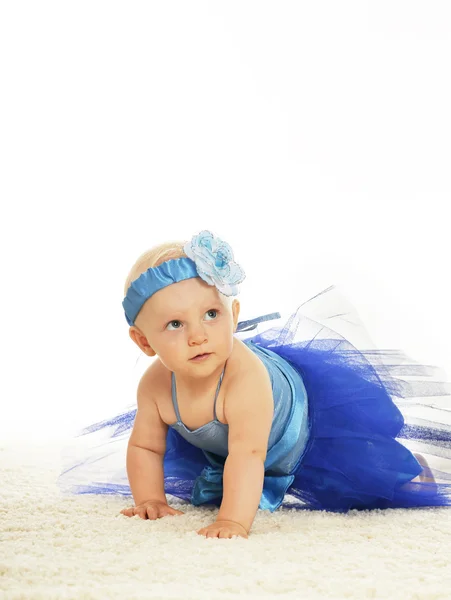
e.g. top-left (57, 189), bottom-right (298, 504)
top-left (123, 240), bottom-right (235, 310)
top-left (123, 240), bottom-right (187, 296)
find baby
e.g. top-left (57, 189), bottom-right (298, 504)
top-left (120, 231), bottom-right (274, 539)
top-left (116, 230), bottom-right (444, 538)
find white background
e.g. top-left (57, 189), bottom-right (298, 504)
top-left (1, 1), bottom-right (450, 440)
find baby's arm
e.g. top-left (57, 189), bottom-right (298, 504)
top-left (121, 376), bottom-right (182, 519)
top-left (215, 365), bottom-right (274, 533)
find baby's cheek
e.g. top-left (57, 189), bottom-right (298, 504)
top-left (157, 351), bottom-right (178, 371)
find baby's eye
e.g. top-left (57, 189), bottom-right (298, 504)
top-left (166, 310), bottom-right (219, 330)
top-left (205, 309), bottom-right (219, 320)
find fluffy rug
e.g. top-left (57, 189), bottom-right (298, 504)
top-left (1, 440), bottom-right (450, 600)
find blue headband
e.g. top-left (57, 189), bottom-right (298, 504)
top-left (123, 230), bottom-right (246, 326)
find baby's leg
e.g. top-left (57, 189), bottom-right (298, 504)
top-left (411, 453), bottom-right (436, 484)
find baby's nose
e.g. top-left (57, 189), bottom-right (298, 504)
top-left (188, 325), bottom-right (207, 344)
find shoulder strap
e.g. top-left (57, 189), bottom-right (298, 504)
top-left (213, 364), bottom-right (226, 421)
top-left (171, 372), bottom-right (182, 423)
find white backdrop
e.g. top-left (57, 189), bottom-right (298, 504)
top-left (1, 1), bottom-right (450, 441)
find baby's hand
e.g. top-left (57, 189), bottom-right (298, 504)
top-left (120, 500), bottom-right (184, 520)
top-left (197, 519), bottom-right (248, 539)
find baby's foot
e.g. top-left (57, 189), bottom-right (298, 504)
top-left (412, 453), bottom-right (437, 487)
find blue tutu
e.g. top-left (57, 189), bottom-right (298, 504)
top-left (59, 286), bottom-right (451, 512)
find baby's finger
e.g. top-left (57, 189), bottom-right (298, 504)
top-left (206, 529), bottom-right (220, 538)
top-left (146, 505), bottom-right (159, 520)
top-left (120, 507), bottom-right (134, 517)
top-left (218, 529), bottom-right (232, 539)
top-left (135, 506), bottom-right (148, 520)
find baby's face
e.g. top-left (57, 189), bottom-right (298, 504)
top-left (134, 277), bottom-right (239, 376)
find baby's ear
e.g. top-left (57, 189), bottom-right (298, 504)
top-left (128, 327), bottom-right (156, 356)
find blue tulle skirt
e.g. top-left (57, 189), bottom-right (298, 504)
top-left (59, 286), bottom-right (451, 512)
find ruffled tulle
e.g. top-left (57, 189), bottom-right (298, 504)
top-left (58, 286), bottom-right (451, 512)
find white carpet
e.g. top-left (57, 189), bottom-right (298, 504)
top-left (1, 441), bottom-right (450, 600)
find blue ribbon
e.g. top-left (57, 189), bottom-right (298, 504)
top-left (236, 312), bottom-right (281, 332)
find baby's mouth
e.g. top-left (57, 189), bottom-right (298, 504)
top-left (191, 352), bottom-right (211, 360)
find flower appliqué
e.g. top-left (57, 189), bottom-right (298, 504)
top-left (183, 230), bottom-right (245, 296)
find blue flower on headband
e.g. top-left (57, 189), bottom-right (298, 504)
top-left (183, 230), bottom-right (245, 296)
